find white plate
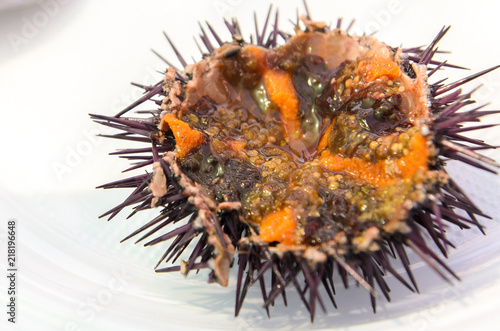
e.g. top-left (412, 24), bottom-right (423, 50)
top-left (1, 1), bottom-right (500, 330)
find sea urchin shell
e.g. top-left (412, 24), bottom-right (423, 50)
top-left (92, 4), bottom-right (499, 321)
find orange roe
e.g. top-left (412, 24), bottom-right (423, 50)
top-left (259, 207), bottom-right (297, 245)
top-left (163, 113), bottom-right (205, 158)
top-left (363, 56), bottom-right (401, 82)
top-left (319, 133), bottom-right (428, 186)
top-left (227, 139), bottom-right (247, 151)
top-left (245, 46), bottom-right (301, 140)
top-left (317, 121), bottom-right (334, 152)
top-left (245, 46), bottom-right (267, 72)
top-left (263, 70), bottom-right (301, 138)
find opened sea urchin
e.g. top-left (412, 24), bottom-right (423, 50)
top-left (91, 5), bottom-right (499, 320)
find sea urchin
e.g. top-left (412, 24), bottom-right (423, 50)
top-left (91, 4), bottom-right (499, 321)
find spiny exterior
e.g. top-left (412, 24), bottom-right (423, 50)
top-left (91, 5), bottom-right (499, 321)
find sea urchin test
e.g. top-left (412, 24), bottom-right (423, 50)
top-left (91, 6), bottom-right (499, 320)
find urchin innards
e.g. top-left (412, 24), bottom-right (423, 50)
top-left (91, 4), bottom-right (499, 321)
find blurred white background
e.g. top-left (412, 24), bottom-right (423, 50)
top-left (1, 1), bottom-right (500, 330)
